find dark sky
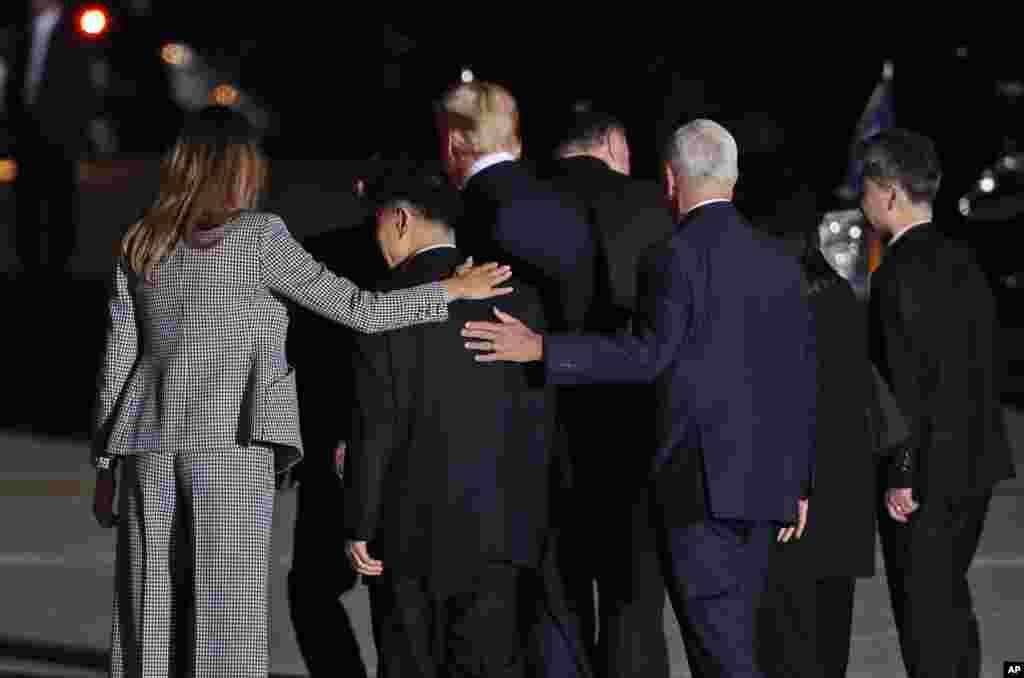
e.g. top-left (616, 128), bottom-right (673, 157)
top-left (42, 7), bottom-right (1021, 215)
top-left (104, 8), bottom-right (1019, 162)
top-left (217, 31), bottom-right (1021, 220)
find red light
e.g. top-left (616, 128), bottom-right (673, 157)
top-left (79, 7), bottom-right (109, 37)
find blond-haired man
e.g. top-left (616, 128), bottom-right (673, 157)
top-left (435, 79), bottom-right (594, 332)
top-left (437, 80), bottom-right (597, 677)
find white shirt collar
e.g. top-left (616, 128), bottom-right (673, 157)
top-left (888, 220), bottom-right (930, 246)
top-left (411, 243), bottom-right (457, 257)
top-left (465, 152), bottom-right (516, 186)
top-left (685, 198), bottom-right (731, 215)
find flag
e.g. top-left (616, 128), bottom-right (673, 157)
top-left (837, 60), bottom-right (895, 202)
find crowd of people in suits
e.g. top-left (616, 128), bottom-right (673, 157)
top-left (87, 73), bottom-right (1015, 678)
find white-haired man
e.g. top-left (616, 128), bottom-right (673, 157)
top-left (461, 120), bottom-right (817, 678)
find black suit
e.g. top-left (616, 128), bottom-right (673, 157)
top-left (6, 4), bottom-right (98, 273)
top-left (543, 155), bottom-right (674, 678)
top-left (459, 159), bottom-right (597, 677)
top-left (344, 246), bottom-right (553, 677)
top-left (758, 271), bottom-right (878, 678)
top-left (869, 224), bottom-right (1015, 678)
top-left (286, 220), bottom-right (386, 678)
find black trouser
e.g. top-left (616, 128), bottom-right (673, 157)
top-left (561, 484), bottom-right (669, 678)
top-left (877, 464), bottom-right (992, 678)
top-left (14, 132), bottom-right (78, 273)
top-left (559, 381), bottom-right (670, 678)
top-left (757, 574), bottom-right (857, 677)
top-left (660, 519), bottom-right (775, 678)
top-left (287, 476), bottom-right (367, 678)
top-left (368, 564), bottom-right (528, 678)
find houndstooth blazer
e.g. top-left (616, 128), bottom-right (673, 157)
top-left (92, 211), bottom-right (451, 474)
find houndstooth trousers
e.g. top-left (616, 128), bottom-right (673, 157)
top-left (108, 446), bottom-right (275, 677)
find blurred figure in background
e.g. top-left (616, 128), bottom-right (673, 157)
top-left (757, 222), bottom-right (878, 678)
top-left (5, 0), bottom-right (98, 275)
top-left (284, 155), bottom-right (389, 678)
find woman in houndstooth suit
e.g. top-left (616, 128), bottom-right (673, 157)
top-left (89, 106), bottom-right (513, 677)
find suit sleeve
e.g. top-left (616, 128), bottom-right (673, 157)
top-left (342, 332), bottom-right (398, 542)
top-left (875, 264), bottom-right (937, 490)
top-left (259, 215), bottom-right (450, 334)
top-left (91, 258), bottom-right (139, 462)
top-left (493, 200), bottom-right (595, 285)
top-left (544, 245), bottom-right (695, 385)
top-left (802, 294), bottom-right (817, 498)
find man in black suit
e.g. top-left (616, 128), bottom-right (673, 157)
top-left (343, 162), bottom-right (553, 677)
top-left (6, 0), bottom-right (97, 274)
top-left (540, 111), bottom-right (673, 678)
top-left (862, 129), bottom-right (1016, 678)
top-left (434, 80), bottom-right (596, 678)
top-left (462, 119), bottom-right (816, 678)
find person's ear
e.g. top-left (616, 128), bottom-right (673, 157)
top-left (395, 207), bottom-right (409, 238)
top-left (446, 130), bottom-right (458, 160)
top-left (607, 130), bottom-right (622, 160)
top-left (663, 162), bottom-right (676, 201)
top-left (448, 129), bottom-right (473, 160)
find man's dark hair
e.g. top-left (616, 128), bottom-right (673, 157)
top-left (860, 128), bottom-right (942, 204)
top-left (556, 110), bottom-right (626, 154)
top-left (365, 158), bottom-right (463, 227)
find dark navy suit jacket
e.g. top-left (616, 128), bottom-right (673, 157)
top-left (460, 159), bottom-right (595, 332)
top-left (545, 201), bottom-right (816, 525)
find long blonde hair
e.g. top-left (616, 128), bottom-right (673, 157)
top-left (122, 106), bottom-right (268, 277)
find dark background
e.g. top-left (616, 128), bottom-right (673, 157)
top-left (3, 7), bottom-right (1024, 438)
top-left (8, 6), bottom-right (1022, 218)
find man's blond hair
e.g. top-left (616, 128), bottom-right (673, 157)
top-left (436, 81), bottom-right (522, 157)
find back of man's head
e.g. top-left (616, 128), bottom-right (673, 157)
top-left (860, 128), bottom-right (942, 205)
top-left (556, 111), bottom-right (625, 157)
top-left (366, 158), bottom-right (463, 233)
top-left (664, 119), bottom-right (739, 187)
top-left (435, 81), bottom-right (522, 158)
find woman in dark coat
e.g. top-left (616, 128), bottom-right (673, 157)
top-left (757, 222), bottom-right (880, 677)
